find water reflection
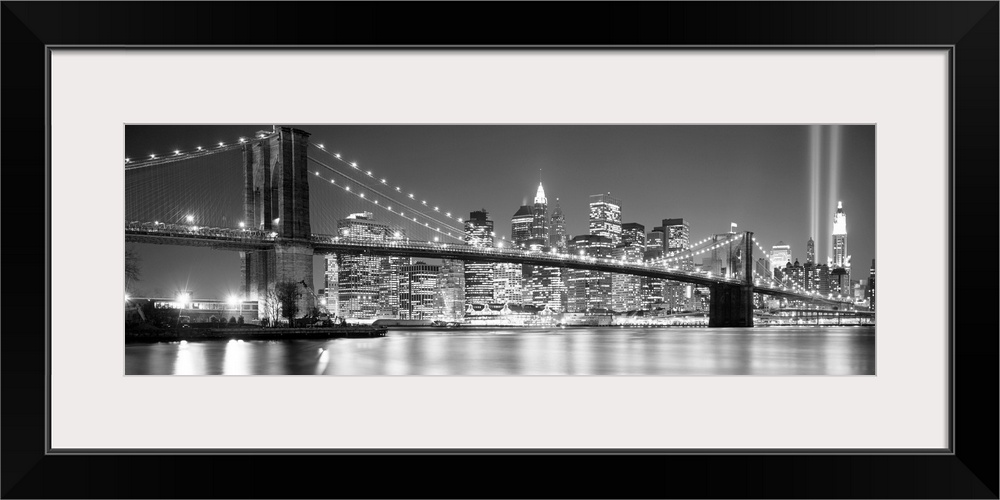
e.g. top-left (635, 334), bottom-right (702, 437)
top-left (125, 327), bottom-right (876, 376)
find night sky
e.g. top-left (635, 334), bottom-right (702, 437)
top-left (125, 125), bottom-right (875, 299)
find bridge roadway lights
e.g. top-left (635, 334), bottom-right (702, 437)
top-left (708, 283), bottom-right (755, 328)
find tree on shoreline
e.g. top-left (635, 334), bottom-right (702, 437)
top-left (125, 247), bottom-right (141, 292)
top-left (274, 281), bottom-right (303, 327)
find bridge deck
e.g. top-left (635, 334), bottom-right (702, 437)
top-left (125, 223), bottom-right (851, 307)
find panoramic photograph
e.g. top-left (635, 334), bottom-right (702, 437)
top-left (124, 125), bottom-right (876, 375)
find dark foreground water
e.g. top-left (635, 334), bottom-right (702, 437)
top-left (125, 326), bottom-right (875, 375)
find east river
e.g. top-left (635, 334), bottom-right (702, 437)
top-left (125, 326), bottom-right (875, 375)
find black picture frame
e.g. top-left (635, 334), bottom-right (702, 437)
top-left (2, 2), bottom-right (996, 498)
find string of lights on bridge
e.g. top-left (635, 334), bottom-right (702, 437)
top-left (309, 165), bottom-right (466, 243)
top-left (310, 142), bottom-right (467, 230)
top-left (643, 233), bottom-right (743, 270)
top-left (123, 136), bottom-right (260, 170)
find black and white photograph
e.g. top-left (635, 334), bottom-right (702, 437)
top-left (124, 124), bottom-right (876, 375)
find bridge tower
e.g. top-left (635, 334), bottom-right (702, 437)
top-left (239, 126), bottom-right (315, 322)
top-left (708, 231), bottom-right (754, 327)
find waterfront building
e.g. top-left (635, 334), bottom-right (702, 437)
top-left (435, 259), bottom-right (466, 320)
top-left (589, 193), bottom-right (623, 245)
top-left (378, 255), bottom-right (410, 318)
top-left (400, 262), bottom-right (439, 320)
top-left (331, 212), bottom-right (392, 319)
top-left (549, 198), bottom-right (567, 249)
top-left (770, 241), bottom-right (792, 272)
top-left (867, 259), bottom-right (876, 312)
top-left (566, 235), bottom-right (613, 313)
top-left (611, 245), bottom-right (644, 312)
top-left (527, 265), bottom-right (567, 312)
top-left (493, 262), bottom-right (525, 305)
top-left (464, 210), bottom-right (495, 306)
top-left (510, 205), bottom-right (534, 247)
top-left (659, 219), bottom-right (692, 308)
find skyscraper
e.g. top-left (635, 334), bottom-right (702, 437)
top-left (435, 259), bottom-right (466, 320)
top-left (510, 205), bottom-right (534, 247)
top-left (589, 193), bottom-right (622, 245)
top-left (831, 201), bottom-right (851, 288)
top-left (621, 222), bottom-right (646, 248)
top-left (611, 245), bottom-right (643, 312)
top-left (867, 259), bottom-right (876, 312)
top-left (331, 212), bottom-right (392, 320)
top-left (806, 237), bottom-right (816, 264)
top-left (530, 182), bottom-right (549, 242)
top-left (566, 235), bottom-right (613, 312)
top-left (662, 218), bottom-right (691, 253)
top-left (549, 198), bottom-right (567, 249)
top-left (644, 227), bottom-right (665, 260)
top-left (464, 210), bottom-right (494, 306)
top-left (527, 265), bottom-right (566, 312)
top-left (832, 201), bottom-right (848, 268)
top-left (464, 209), bottom-right (494, 247)
top-left (770, 241), bottom-right (792, 272)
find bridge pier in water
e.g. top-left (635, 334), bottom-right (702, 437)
top-left (707, 231), bottom-right (755, 328)
top-left (239, 126), bottom-right (316, 320)
top-left (708, 283), bottom-right (754, 327)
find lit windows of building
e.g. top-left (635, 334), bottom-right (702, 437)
top-left (399, 262), bottom-right (439, 320)
top-left (588, 193), bottom-right (622, 245)
top-left (464, 210), bottom-right (495, 306)
top-left (621, 222), bottom-right (646, 248)
top-left (510, 205), bottom-right (534, 247)
top-left (770, 241), bottom-right (792, 271)
top-left (662, 218), bottom-right (690, 253)
top-left (549, 198), bottom-right (567, 249)
top-left (866, 259), bottom-right (876, 312)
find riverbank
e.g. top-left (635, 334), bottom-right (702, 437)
top-left (125, 325), bottom-right (387, 343)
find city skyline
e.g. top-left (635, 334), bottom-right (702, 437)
top-left (125, 125), bottom-right (875, 299)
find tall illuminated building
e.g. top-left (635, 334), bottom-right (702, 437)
top-left (463, 210), bottom-right (494, 306)
top-left (645, 227), bottom-right (665, 258)
top-left (331, 212), bottom-right (392, 319)
top-left (806, 237), bottom-right (816, 264)
top-left (589, 193), bottom-right (622, 245)
top-left (832, 201), bottom-right (849, 268)
top-left (435, 259), bottom-right (466, 320)
top-left (530, 183), bottom-right (549, 242)
top-left (527, 265), bottom-right (566, 312)
top-left (566, 235), bottom-right (613, 312)
top-left (378, 255), bottom-right (409, 318)
top-left (511, 205), bottom-right (534, 247)
top-left (770, 241), bottom-right (792, 272)
top-left (611, 245), bottom-right (643, 312)
top-left (867, 259), bottom-right (876, 312)
top-left (662, 218), bottom-right (690, 253)
top-left (549, 198), bottom-right (567, 249)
